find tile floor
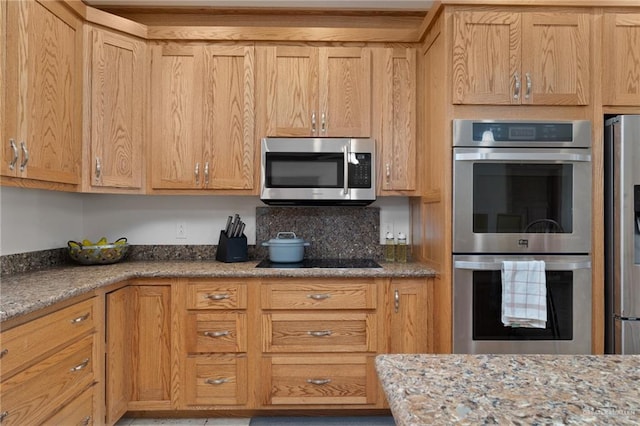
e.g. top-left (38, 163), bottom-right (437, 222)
top-left (115, 418), bottom-right (251, 425)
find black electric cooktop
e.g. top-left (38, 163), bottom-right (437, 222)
top-left (256, 258), bottom-right (382, 269)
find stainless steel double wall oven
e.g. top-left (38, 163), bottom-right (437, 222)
top-left (452, 119), bottom-right (593, 354)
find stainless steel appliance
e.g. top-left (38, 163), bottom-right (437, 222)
top-left (452, 119), bottom-right (593, 354)
top-left (605, 115), bottom-right (640, 354)
top-left (260, 137), bottom-right (375, 206)
top-left (453, 254), bottom-right (592, 354)
top-left (453, 119), bottom-right (592, 254)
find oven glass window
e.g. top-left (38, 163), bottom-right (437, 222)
top-left (472, 164), bottom-right (573, 233)
top-left (472, 270), bottom-right (573, 340)
top-left (266, 153), bottom-right (343, 188)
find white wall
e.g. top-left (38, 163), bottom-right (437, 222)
top-left (0, 187), bottom-right (410, 255)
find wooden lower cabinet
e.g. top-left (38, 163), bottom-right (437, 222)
top-left (184, 355), bottom-right (248, 406)
top-left (44, 385), bottom-right (95, 426)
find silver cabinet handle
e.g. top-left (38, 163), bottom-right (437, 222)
top-left (307, 378), bottom-right (331, 385)
top-left (204, 330), bottom-right (230, 338)
top-left (311, 111), bottom-right (317, 135)
top-left (0, 411), bottom-right (8, 423)
top-left (321, 112), bottom-right (327, 134)
top-left (81, 416), bottom-right (91, 426)
top-left (95, 157), bottom-right (101, 181)
top-left (525, 72), bottom-right (532, 100)
top-left (308, 330), bottom-right (332, 337)
top-left (8, 139), bottom-right (18, 170)
top-left (71, 313), bottom-right (90, 324)
top-left (206, 378), bottom-right (229, 385)
top-left (70, 358), bottom-right (90, 372)
top-left (394, 289), bottom-right (400, 313)
top-left (19, 142), bottom-right (29, 171)
top-left (0, 349), bottom-right (8, 359)
top-left (204, 161), bottom-right (210, 186)
top-left (513, 71), bottom-right (521, 100)
top-left (386, 163), bottom-right (391, 182)
top-left (307, 293), bottom-right (330, 300)
top-left (207, 293), bottom-right (230, 300)
top-left (194, 162), bottom-right (200, 185)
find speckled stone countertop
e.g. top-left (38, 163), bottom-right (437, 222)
top-left (0, 260), bottom-right (435, 322)
top-left (376, 354), bottom-right (640, 426)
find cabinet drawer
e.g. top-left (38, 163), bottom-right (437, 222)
top-left (186, 312), bottom-right (247, 353)
top-left (261, 281), bottom-right (376, 310)
top-left (186, 281), bottom-right (247, 310)
top-left (263, 313), bottom-right (377, 352)
top-left (184, 355), bottom-right (247, 406)
top-left (0, 335), bottom-right (95, 426)
top-left (43, 384), bottom-right (94, 426)
top-left (0, 298), bottom-right (95, 380)
top-left (263, 355), bottom-right (377, 405)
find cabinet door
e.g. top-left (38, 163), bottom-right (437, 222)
top-left (386, 279), bottom-right (431, 353)
top-left (89, 27), bottom-right (145, 189)
top-left (381, 48), bottom-right (416, 192)
top-left (202, 45), bottom-right (254, 190)
top-left (3, 0), bottom-right (81, 183)
top-left (320, 47), bottom-right (372, 137)
top-left (603, 13), bottom-right (640, 106)
top-left (106, 287), bottom-right (133, 424)
top-left (452, 10), bottom-right (521, 105)
top-left (264, 46), bottom-right (318, 137)
top-left (150, 44), bottom-right (204, 189)
top-left (521, 12), bottom-right (590, 105)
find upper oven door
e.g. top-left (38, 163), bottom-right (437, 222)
top-left (453, 147), bottom-right (592, 254)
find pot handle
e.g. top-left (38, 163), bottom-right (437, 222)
top-left (276, 231), bottom-right (297, 239)
top-left (304, 242), bottom-right (310, 246)
top-left (261, 242), bottom-right (270, 247)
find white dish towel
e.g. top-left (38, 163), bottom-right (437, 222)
top-left (501, 260), bottom-right (547, 329)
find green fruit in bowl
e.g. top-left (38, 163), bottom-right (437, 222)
top-left (82, 239), bottom-right (93, 246)
top-left (97, 237), bottom-right (108, 246)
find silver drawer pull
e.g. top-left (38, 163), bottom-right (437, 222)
top-left (81, 415), bottom-right (91, 426)
top-left (308, 330), bottom-right (332, 337)
top-left (0, 349), bottom-right (8, 359)
top-left (70, 358), bottom-right (90, 372)
top-left (204, 330), bottom-right (230, 338)
top-left (71, 313), bottom-right (90, 324)
top-left (307, 293), bottom-right (330, 300)
top-left (307, 378), bottom-right (331, 385)
top-left (206, 378), bottom-right (229, 385)
top-left (206, 293), bottom-right (230, 300)
top-left (0, 411), bottom-right (8, 422)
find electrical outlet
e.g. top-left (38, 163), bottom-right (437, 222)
top-left (176, 222), bottom-right (187, 239)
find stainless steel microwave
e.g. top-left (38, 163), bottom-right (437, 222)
top-left (260, 137), bottom-right (376, 206)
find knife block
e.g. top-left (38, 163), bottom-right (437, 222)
top-left (215, 230), bottom-right (248, 263)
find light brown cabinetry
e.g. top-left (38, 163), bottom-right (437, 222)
top-left (603, 12), bottom-right (640, 106)
top-left (384, 278), bottom-right (432, 354)
top-left (150, 44), bottom-right (254, 191)
top-left (262, 46), bottom-right (372, 137)
top-left (452, 10), bottom-right (590, 105)
top-left (1, 0), bottom-right (82, 186)
top-left (85, 25), bottom-right (146, 191)
top-left (0, 298), bottom-right (98, 426)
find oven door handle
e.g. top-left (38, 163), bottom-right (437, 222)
top-left (454, 260), bottom-right (591, 271)
top-left (454, 152), bottom-right (592, 162)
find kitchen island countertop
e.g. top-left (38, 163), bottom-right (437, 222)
top-left (0, 260), bottom-right (435, 322)
top-left (376, 353), bottom-right (640, 426)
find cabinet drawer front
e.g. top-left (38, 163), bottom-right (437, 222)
top-left (265, 355), bottom-right (376, 405)
top-left (187, 281), bottom-right (247, 309)
top-left (184, 355), bottom-right (247, 406)
top-left (43, 384), bottom-right (94, 426)
top-left (186, 313), bottom-right (247, 353)
top-left (0, 335), bottom-right (95, 426)
top-left (261, 281), bottom-right (376, 310)
top-left (0, 298), bottom-right (95, 380)
top-left (263, 313), bottom-right (376, 352)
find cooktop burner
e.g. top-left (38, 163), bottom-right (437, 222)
top-left (256, 258), bottom-right (382, 269)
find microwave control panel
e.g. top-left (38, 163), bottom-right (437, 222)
top-left (348, 153), bottom-right (372, 188)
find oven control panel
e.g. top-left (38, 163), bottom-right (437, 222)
top-left (472, 122), bottom-right (573, 142)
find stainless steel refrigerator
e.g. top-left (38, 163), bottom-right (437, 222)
top-left (605, 115), bottom-right (640, 354)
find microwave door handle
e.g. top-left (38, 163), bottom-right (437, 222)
top-left (343, 145), bottom-right (349, 196)
top-left (454, 260), bottom-right (592, 271)
top-left (454, 152), bottom-right (591, 162)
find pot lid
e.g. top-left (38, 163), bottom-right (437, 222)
top-left (266, 231), bottom-right (307, 244)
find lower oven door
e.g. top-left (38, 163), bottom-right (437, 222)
top-left (453, 254), bottom-right (592, 354)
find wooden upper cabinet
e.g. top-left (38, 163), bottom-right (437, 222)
top-left (603, 12), bottom-right (640, 106)
top-left (2, 0), bottom-right (82, 185)
top-left (150, 44), bottom-right (254, 191)
top-left (87, 26), bottom-right (145, 190)
top-left (263, 46), bottom-right (372, 137)
top-left (380, 48), bottom-right (416, 193)
top-left (452, 9), bottom-right (590, 105)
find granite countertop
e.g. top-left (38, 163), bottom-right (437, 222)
top-left (0, 260), bottom-right (435, 323)
top-left (376, 354), bottom-right (640, 426)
